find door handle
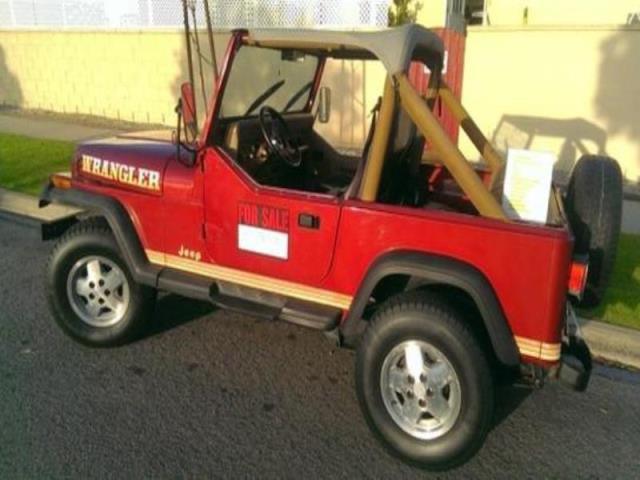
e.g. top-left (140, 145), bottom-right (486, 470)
top-left (298, 213), bottom-right (320, 229)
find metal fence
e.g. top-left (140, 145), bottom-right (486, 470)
top-left (0, 0), bottom-right (391, 29)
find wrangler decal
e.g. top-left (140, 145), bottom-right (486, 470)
top-left (80, 154), bottom-right (161, 191)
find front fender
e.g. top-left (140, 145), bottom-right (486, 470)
top-left (341, 251), bottom-right (520, 367)
top-left (40, 184), bottom-right (160, 286)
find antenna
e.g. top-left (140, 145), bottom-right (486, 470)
top-left (181, 0), bottom-right (197, 131)
top-left (203, 0), bottom-right (219, 83)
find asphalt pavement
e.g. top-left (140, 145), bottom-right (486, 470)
top-left (1, 221), bottom-right (639, 479)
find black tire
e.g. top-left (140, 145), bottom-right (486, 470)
top-left (565, 155), bottom-right (623, 307)
top-left (46, 218), bottom-right (155, 347)
top-left (355, 291), bottom-right (494, 471)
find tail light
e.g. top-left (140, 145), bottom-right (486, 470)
top-left (568, 258), bottom-right (589, 299)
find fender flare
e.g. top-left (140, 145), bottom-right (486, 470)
top-left (40, 185), bottom-right (160, 286)
top-left (341, 251), bottom-right (520, 367)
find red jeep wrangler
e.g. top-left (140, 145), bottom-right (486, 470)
top-left (40, 25), bottom-right (622, 470)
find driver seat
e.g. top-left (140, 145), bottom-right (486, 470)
top-left (377, 108), bottom-right (427, 206)
top-left (346, 92), bottom-right (427, 206)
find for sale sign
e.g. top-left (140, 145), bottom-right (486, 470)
top-left (237, 203), bottom-right (289, 259)
top-left (502, 149), bottom-right (554, 224)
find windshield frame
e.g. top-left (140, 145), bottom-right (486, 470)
top-left (205, 32), bottom-right (325, 147)
top-left (218, 41), bottom-right (323, 119)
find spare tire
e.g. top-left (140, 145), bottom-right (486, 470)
top-left (565, 155), bottom-right (623, 308)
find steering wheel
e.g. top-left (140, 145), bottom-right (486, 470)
top-left (259, 106), bottom-right (301, 167)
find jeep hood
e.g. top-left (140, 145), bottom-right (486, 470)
top-left (74, 130), bottom-right (176, 194)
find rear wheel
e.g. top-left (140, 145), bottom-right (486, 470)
top-left (355, 291), bottom-right (494, 470)
top-left (46, 218), bottom-right (155, 346)
top-left (565, 155), bottom-right (623, 307)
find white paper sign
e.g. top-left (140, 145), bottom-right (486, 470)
top-left (502, 149), bottom-right (555, 223)
top-left (238, 224), bottom-right (289, 259)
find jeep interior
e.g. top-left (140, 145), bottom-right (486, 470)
top-left (209, 27), bottom-right (525, 222)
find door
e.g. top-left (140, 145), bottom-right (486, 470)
top-left (203, 148), bottom-right (341, 286)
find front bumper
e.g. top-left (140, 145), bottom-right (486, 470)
top-left (554, 305), bottom-right (592, 391)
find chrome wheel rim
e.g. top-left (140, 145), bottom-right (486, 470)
top-left (380, 340), bottom-right (462, 440)
top-left (66, 255), bottom-right (130, 328)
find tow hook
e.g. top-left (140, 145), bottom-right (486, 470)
top-left (554, 304), bottom-right (592, 392)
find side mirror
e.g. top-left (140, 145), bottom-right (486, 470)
top-left (180, 82), bottom-right (198, 143)
top-left (317, 86), bottom-right (331, 124)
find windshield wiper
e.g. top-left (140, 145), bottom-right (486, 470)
top-left (244, 79), bottom-right (286, 116)
top-left (283, 82), bottom-right (313, 113)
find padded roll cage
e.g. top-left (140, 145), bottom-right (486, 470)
top-left (356, 70), bottom-right (507, 219)
top-left (243, 25), bottom-right (509, 220)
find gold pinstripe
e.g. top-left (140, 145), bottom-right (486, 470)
top-left (146, 249), bottom-right (561, 359)
top-left (514, 336), bottom-right (562, 362)
top-left (146, 250), bottom-right (166, 265)
top-left (145, 249), bottom-right (353, 310)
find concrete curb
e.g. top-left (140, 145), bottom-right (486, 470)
top-left (579, 319), bottom-right (640, 370)
top-left (0, 188), bottom-right (80, 226)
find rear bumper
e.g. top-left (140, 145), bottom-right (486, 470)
top-left (554, 304), bottom-right (592, 391)
top-left (555, 335), bottom-right (592, 391)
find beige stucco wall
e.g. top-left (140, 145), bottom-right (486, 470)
top-left (460, 25), bottom-right (640, 182)
top-left (0, 29), bottom-right (230, 126)
top-left (2, 25), bottom-right (640, 182)
top-left (417, 2), bottom-right (448, 28)
top-left (314, 58), bottom-right (386, 150)
top-left (0, 29), bottom-right (384, 150)
top-left (485, 0), bottom-right (640, 26)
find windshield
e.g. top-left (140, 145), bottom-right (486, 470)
top-left (219, 45), bottom-right (319, 118)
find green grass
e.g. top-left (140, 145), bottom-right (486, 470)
top-left (0, 132), bottom-right (74, 195)
top-left (580, 233), bottom-right (640, 330)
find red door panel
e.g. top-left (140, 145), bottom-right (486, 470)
top-left (203, 148), bottom-right (341, 285)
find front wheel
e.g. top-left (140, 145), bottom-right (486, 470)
top-left (46, 218), bottom-right (155, 347)
top-left (355, 292), bottom-right (494, 470)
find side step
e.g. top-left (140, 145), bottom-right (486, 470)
top-left (156, 268), bottom-right (341, 331)
top-left (157, 269), bottom-right (212, 302)
top-left (279, 299), bottom-right (341, 331)
top-left (208, 295), bottom-right (341, 330)
top-left (210, 292), bottom-right (280, 320)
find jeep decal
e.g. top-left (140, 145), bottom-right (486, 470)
top-left (178, 245), bottom-right (202, 262)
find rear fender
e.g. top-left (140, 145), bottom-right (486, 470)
top-left (341, 251), bottom-right (520, 367)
